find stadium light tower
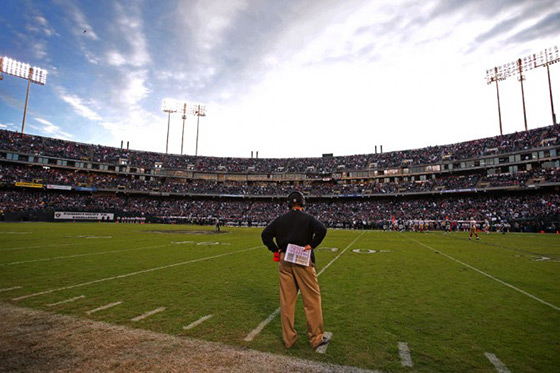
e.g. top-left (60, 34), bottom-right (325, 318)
top-left (162, 99), bottom-right (178, 154)
top-left (180, 102), bottom-right (188, 155)
top-left (0, 56), bottom-right (48, 133)
top-left (486, 66), bottom-right (507, 136)
top-left (533, 46), bottom-right (559, 126)
top-left (189, 104), bottom-right (207, 156)
top-left (516, 58), bottom-right (529, 132)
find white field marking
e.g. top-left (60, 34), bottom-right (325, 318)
top-left (67, 235), bottom-right (112, 239)
top-left (244, 231), bottom-right (366, 342)
top-left (0, 237), bottom-right (149, 252)
top-left (315, 331), bottom-right (333, 354)
top-left (352, 249), bottom-right (376, 253)
top-left (183, 314), bottom-right (213, 330)
top-left (398, 342), bottom-right (413, 367)
top-left (47, 295), bottom-right (85, 307)
top-left (0, 286), bottom-right (22, 292)
top-left (131, 307), bottom-right (166, 322)
top-left (405, 235), bottom-right (560, 312)
top-left (0, 243), bottom-right (172, 266)
top-left (316, 231), bottom-right (366, 277)
top-left (86, 301), bottom-right (123, 315)
top-left (12, 246), bottom-right (260, 301)
top-left (244, 308), bottom-right (281, 342)
top-left (484, 352), bottom-right (511, 373)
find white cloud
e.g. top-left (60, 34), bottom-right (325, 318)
top-left (32, 117), bottom-right (74, 140)
top-left (181, 0), bottom-right (249, 52)
top-left (33, 41), bottom-right (48, 59)
top-left (66, 1), bottom-right (99, 40)
top-left (104, 3), bottom-right (151, 68)
top-left (106, 50), bottom-right (127, 66)
top-left (58, 92), bottom-right (102, 121)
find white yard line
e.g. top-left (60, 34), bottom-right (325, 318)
top-left (86, 301), bottom-right (123, 315)
top-left (244, 308), bottom-right (281, 342)
top-left (12, 246), bottom-right (260, 301)
top-left (398, 342), bottom-right (413, 367)
top-left (0, 237), bottom-right (153, 252)
top-left (131, 307), bottom-right (166, 322)
top-left (316, 232), bottom-right (365, 277)
top-left (484, 352), bottom-right (511, 373)
top-left (0, 286), bottom-right (22, 292)
top-left (183, 314), bottom-right (213, 330)
top-left (244, 231), bottom-right (366, 342)
top-left (47, 295), bottom-right (85, 307)
top-left (405, 235), bottom-right (560, 312)
top-left (315, 331), bottom-right (333, 354)
top-left (0, 243), bottom-right (172, 266)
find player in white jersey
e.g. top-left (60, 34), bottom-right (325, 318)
top-left (469, 218), bottom-right (480, 240)
top-left (483, 219), bottom-right (490, 234)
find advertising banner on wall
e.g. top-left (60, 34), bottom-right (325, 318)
top-left (15, 182), bottom-right (43, 188)
top-left (54, 211), bottom-right (114, 221)
top-left (74, 186), bottom-right (98, 192)
top-left (46, 184), bottom-right (72, 190)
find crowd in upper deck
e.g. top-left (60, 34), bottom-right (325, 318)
top-left (1, 162), bottom-right (559, 196)
top-left (1, 124), bottom-right (558, 173)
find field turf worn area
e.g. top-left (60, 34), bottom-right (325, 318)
top-left (1, 223), bottom-right (559, 372)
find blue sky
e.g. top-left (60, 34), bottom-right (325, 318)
top-left (0, 0), bottom-right (558, 158)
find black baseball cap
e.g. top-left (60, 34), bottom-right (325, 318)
top-left (287, 191), bottom-right (304, 207)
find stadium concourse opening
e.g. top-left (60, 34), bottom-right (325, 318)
top-left (0, 125), bottom-right (559, 232)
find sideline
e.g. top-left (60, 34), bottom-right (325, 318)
top-left (1, 302), bottom-right (377, 372)
top-left (404, 234), bottom-right (560, 312)
top-left (244, 231), bottom-right (366, 342)
top-left (12, 246), bottom-right (261, 301)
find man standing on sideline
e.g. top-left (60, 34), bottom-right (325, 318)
top-left (261, 191), bottom-right (329, 349)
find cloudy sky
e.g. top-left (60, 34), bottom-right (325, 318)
top-left (0, 0), bottom-right (558, 158)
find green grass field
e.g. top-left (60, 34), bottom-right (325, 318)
top-left (1, 222), bottom-right (559, 372)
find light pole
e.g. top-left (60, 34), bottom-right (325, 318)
top-left (486, 66), bottom-right (507, 136)
top-left (190, 104), bottom-right (207, 156)
top-left (517, 58), bottom-right (528, 132)
top-left (0, 56), bottom-right (48, 133)
top-left (533, 46), bottom-right (559, 126)
top-left (487, 46), bottom-right (560, 133)
top-left (162, 99), bottom-right (178, 154)
top-left (181, 102), bottom-right (187, 155)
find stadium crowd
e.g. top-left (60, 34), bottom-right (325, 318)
top-left (1, 124), bottom-right (558, 172)
top-left (1, 125), bottom-right (559, 232)
top-left (1, 189), bottom-right (558, 231)
top-left (2, 162), bottom-right (559, 196)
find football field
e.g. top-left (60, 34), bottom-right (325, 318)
top-left (1, 222), bottom-right (559, 372)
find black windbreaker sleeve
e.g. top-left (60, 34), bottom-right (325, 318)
top-left (309, 216), bottom-right (327, 249)
top-left (261, 217), bottom-right (279, 253)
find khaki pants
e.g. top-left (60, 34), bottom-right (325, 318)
top-left (278, 253), bottom-right (324, 348)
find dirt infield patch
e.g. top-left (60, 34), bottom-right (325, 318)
top-left (0, 303), bottom-right (375, 373)
top-left (146, 230), bottom-right (228, 235)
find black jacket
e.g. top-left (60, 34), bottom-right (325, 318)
top-left (261, 209), bottom-right (327, 264)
